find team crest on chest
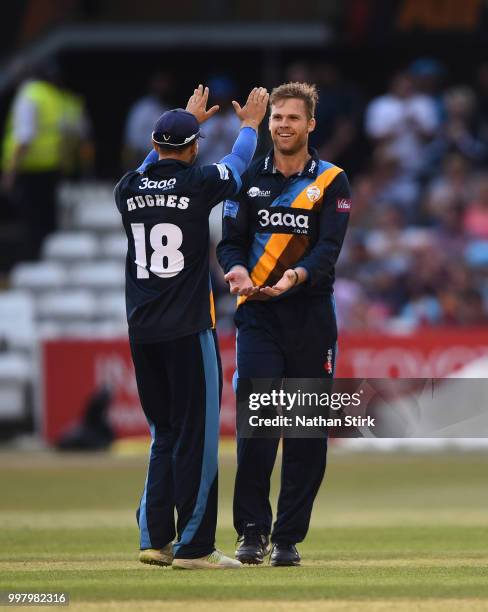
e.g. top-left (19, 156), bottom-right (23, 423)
top-left (306, 185), bottom-right (321, 202)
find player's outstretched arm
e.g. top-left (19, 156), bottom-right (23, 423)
top-left (218, 87), bottom-right (269, 177)
top-left (232, 87), bottom-right (269, 131)
top-left (216, 88), bottom-right (269, 297)
top-left (186, 84), bottom-right (220, 124)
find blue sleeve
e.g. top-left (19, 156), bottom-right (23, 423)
top-left (136, 149), bottom-right (158, 173)
top-left (219, 127), bottom-right (257, 176)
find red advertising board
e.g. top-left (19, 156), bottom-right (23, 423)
top-left (41, 328), bottom-right (488, 444)
top-left (336, 328), bottom-right (488, 378)
top-left (42, 339), bottom-right (139, 444)
top-left (41, 334), bottom-right (240, 444)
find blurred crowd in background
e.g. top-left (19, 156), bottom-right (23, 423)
top-left (2, 56), bottom-right (488, 333)
top-left (210, 59), bottom-right (488, 333)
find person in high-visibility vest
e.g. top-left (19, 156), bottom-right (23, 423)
top-left (59, 88), bottom-right (94, 179)
top-left (1, 62), bottom-right (66, 259)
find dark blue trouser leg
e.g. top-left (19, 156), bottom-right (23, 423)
top-left (271, 295), bottom-right (337, 544)
top-left (137, 421), bottom-right (176, 549)
top-left (131, 330), bottom-right (220, 557)
top-left (233, 313), bottom-right (284, 535)
top-left (272, 437), bottom-right (328, 544)
top-left (234, 296), bottom-right (337, 542)
top-left (234, 436), bottom-right (280, 535)
top-left (130, 341), bottom-right (176, 550)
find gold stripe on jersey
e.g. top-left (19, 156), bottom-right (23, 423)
top-left (210, 289), bottom-right (216, 328)
top-left (237, 165), bottom-right (343, 306)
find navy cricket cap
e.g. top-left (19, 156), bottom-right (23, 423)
top-left (152, 108), bottom-right (203, 147)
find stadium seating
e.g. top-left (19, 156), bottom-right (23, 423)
top-left (0, 182), bottom-right (131, 421)
top-left (11, 261), bottom-right (69, 292)
top-left (98, 291), bottom-right (127, 322)
top-left (0, 291), bottom-right (35, 420)
top-left (41, 232), bottom-right (99, 261)
top-left (0, 291), bottom-right (37, 350)
top-left (72, 202), bottom-right (120, 232)
top-left (100, 232), bottom-right (127, 261)
top-left (0, 352), bottom-right (31, 420)
top-left (68, 262), bottom-right (125, 291)
top-left (37, 289), bottom-right (98, 322)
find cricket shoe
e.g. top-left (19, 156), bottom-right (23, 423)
top-left (270, 543), bottom-right (301, 567)
top-left (235, 524), bottom-right (271, 565)
top-left (172, 550), bottom-right (242, 570)
top-left (139, 543), bottom-right (173, 567)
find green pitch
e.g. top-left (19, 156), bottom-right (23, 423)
top-left (0, 442), bottom-right (487, 611)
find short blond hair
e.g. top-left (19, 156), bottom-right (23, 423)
top-left (269, 82), bottom-right (318, 119)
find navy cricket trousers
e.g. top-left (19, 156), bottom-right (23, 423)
top-left (130, 329), bottom-right (222, 559)
top-left (233, 294), bottom-right (337, 545)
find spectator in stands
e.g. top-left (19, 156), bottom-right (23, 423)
top-left (425, 86), bottom-right (488, 173)
top-left (337, 229), bottom-right (372, 280)
top-left (1, 60), bottom-right (68, 260)
top-left (350, 147), bottom-right (420, 221)
top-left (399, 244), bottom-right (447, 326)
top-left (475, 62), bottom-right (488, 142)
top-left (408, 57), bottom-right (447, 123)
top-left (196, 76), bottom-right (241, 166)
top-left (365, 71), bottom-right (439, 177)
top-left (464, 174), bottom-right (488, 239)
top-left (424, 153), bottom-right (474, 221)
top-left (123, 72), bottom-right (171, 169)
top-left (339, 225), bottom-right (408, 321)
top-left (346, 175), bottom-right (379, 230)
top-left (433, 200), bottom-right (467, 257)
top-left (366, 206), bottom-right (416, 266)
top-left (333, 278), bottom-right (371, 331)
top-left (59, 87), bottom-right (94, 179)
top-left (456, 288), bottom-right (488, 326)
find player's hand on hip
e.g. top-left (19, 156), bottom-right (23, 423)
top-left (233, 87), bottom-right (269, 130)
top-left (186, 84), bottom-right (220, 124)
top-left (260, 268), bottom-right (303, 297)
top-left (224, 265), bottom-right (259, 296)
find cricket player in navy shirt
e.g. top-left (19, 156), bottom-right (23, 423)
top-left (115, 84), bottom-right (269, 569)
top-left (217, 82), bottom-right (351, 566)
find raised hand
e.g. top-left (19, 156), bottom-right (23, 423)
top-left (232, 87), bottom-right (269, 130)
top-left (186, 84), bottom-right (220, 124)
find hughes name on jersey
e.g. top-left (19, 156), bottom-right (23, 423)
top-left (115, 159), bottom-right (240, 342)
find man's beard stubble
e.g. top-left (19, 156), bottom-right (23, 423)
top-left (273, 134), bottom-right (308, 156)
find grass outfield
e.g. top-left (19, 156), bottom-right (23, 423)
top-left (0, 442), bottom-right (487, 611)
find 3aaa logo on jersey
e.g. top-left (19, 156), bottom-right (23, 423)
top-left (139, 177), bottom-right (176, 190)
top-left (257, 208), bottom-right (309, 234)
